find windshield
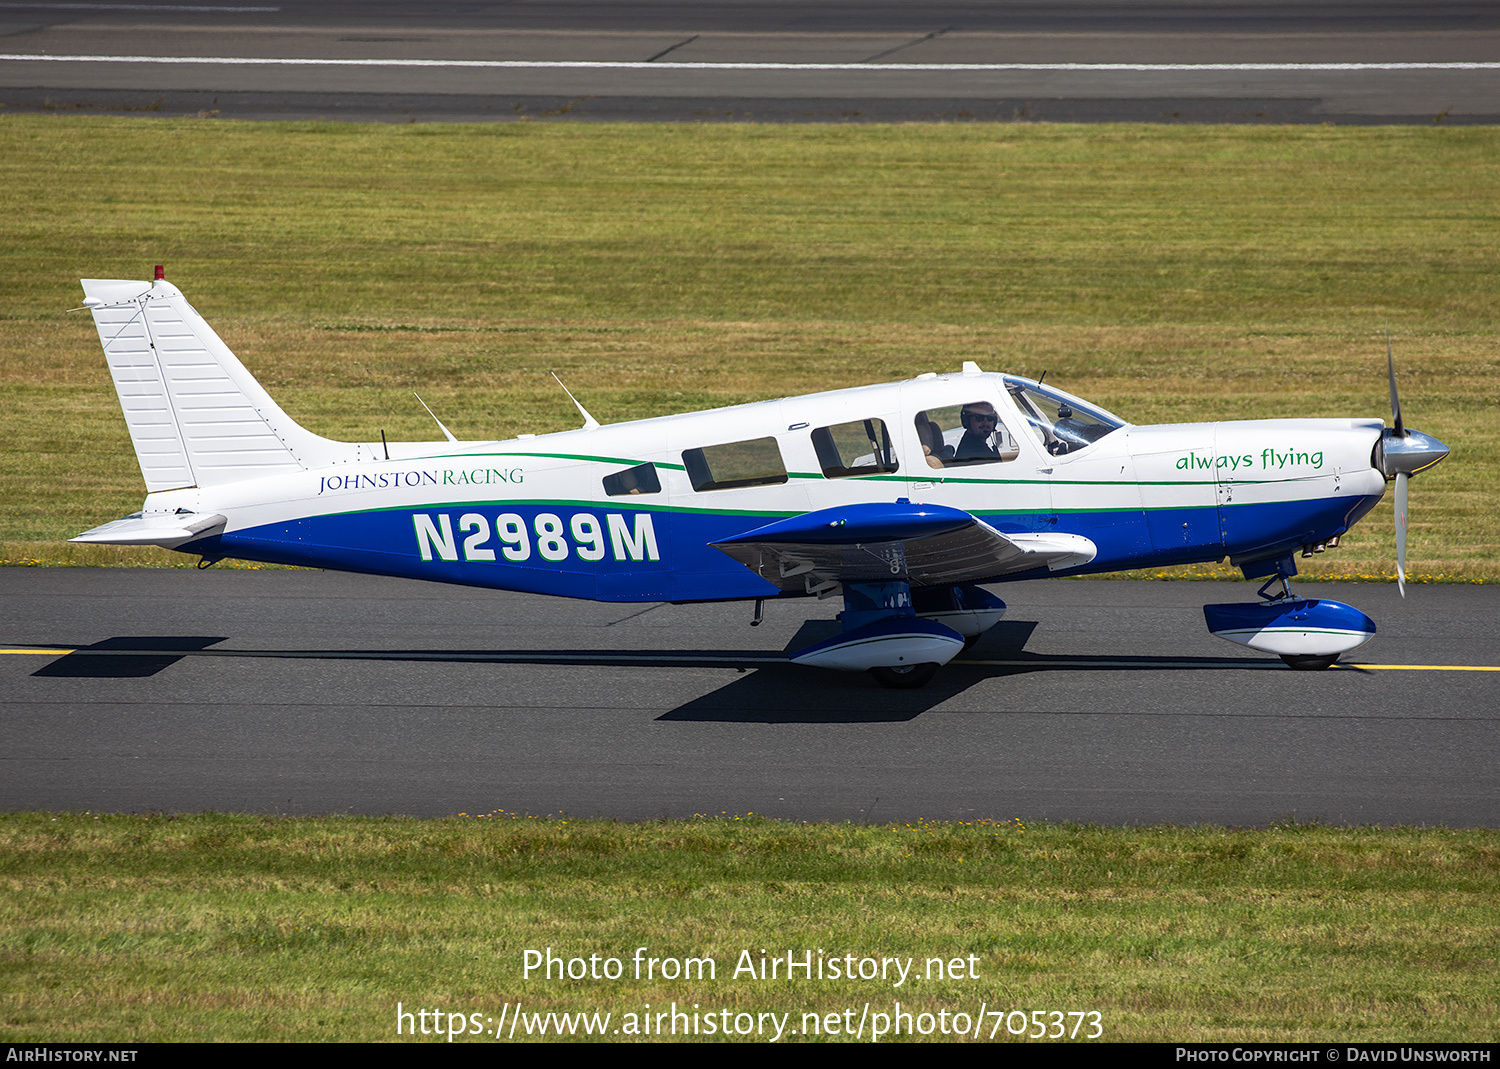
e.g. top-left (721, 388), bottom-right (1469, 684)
top-left (1002, 376), bottom-right (1127, 455)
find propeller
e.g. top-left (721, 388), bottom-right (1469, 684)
top-left (1395, 465), bottom-right (1408, 596)
top-left (1377, 332), bottom-right (1449, 596)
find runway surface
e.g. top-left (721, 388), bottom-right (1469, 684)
top-left (3, 567), bottom-right (1496, 825)
top-left (2, 1), bottom-right (1497, 122)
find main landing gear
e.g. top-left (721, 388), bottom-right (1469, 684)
top-left (786, 581), bottom-right (1007, 689)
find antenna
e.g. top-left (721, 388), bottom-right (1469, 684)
top-left (413, 393), bottom-right (458, 443)
top-left (552, 373), bottom-right (600, 431)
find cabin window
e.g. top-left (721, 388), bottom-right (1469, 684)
top-left (682, 437), bottom-right (788, 492)
top-left (811, 419), bottom-right (899, 478)
top-left (914, 402), bottom-right (1021, 468)
top-left (602, 462), bottom-right (661, 496)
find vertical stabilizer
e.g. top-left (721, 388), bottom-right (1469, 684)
top-left (81, 273), bottom-right (351, 492)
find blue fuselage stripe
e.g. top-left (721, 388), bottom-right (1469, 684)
top-left (189, 492), bottom-right (1383, 602)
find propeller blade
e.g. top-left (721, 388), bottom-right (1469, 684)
top-left (1386, 328), bottom-right (1405, 438)
top-left (1395, 470), bottom-right (1409, 598)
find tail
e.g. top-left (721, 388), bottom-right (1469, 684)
top-left (82, 270), bottom-right (353, 492)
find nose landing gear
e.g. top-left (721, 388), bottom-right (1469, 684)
top-left (1204, 558), bottom-right (1376, 670)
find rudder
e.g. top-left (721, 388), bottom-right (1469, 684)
top-left (82, 271), bottom-right (350, 492)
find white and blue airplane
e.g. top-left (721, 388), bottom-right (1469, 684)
top-left (73, 269), bottom-right (1450, 687)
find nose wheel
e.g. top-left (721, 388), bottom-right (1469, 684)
top-left (869, 662), bottom-right (939, 689)
top-left (1280, 653), bottom-right (1339, 671)
top-left (1263, 574), bottom-right (1342, 671)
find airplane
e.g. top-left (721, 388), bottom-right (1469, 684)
top-left (71, 268), bottom-right (1451, 688)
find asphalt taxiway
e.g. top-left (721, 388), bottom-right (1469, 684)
top-left (1, 1), bottom-right (1497, 122)
top-left (3, 567), bottom-right (1496, 825)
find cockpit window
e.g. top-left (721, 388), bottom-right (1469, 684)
top-left (1003, 377), bottom-right (1126, 456)
top-left (811, 419), bottom-right (899, 478)
top-left (914, 402), bottom-right (1020, 468)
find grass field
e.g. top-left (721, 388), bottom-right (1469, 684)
top-left (2, 117), bottom-right (1497, 579)
top-left (2, 813), bottom-right (1497, 1042)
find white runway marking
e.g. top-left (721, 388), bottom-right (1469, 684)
top-left (3, 54), bottom-right (1499, 72)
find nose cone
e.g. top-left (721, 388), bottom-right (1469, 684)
top-left (1379, 427), bottom-right (1449, 479)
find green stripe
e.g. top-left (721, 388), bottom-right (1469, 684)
top-left (387, 451), bottom-right (1344, 491)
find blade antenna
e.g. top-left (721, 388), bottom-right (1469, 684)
top-left (553, 373), bottom-right (600, 431)
top-left (413, 393), bottom-right (458, 443)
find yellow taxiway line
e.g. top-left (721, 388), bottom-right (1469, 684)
top-left (1346, 664), bottom-right (1500, 672)
top-left (3, 648), bottom-right (1499, 671)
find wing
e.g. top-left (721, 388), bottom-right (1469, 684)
top-left (711, 502), bottom-right (1096, 595)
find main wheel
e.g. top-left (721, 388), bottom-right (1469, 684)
top-left (1280, 653), bottom-right (1339, 671)
top-left (869, 662), bottom-right (939, 689)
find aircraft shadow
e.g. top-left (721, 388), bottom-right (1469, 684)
top-left (30, 636), bottom-right (792, 678)
top-left (657, 620), bottom-right (1042, 722)
top-left (654, 619), bottom-right (1344, 723)
top-left (29, 624), bottom-right (1311, 724)
top-left (31, 636), bottom-right (231, 677)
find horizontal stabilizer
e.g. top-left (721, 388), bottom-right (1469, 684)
top-left (712, 502), bottom-right (1096, 592)
top-left (70, 511), bottom-right (226, 549)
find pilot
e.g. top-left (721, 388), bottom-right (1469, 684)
top-left (955, 402), bottom-right (1008, 461)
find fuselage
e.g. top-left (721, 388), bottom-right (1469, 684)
top-left (143, 370), bottom-right (1388, 602)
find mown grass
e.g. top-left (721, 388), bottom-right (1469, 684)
top-left (1, 118), bottom-right (1497, 578)
top-left (1, 813), bottom-right (1496, 1042)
